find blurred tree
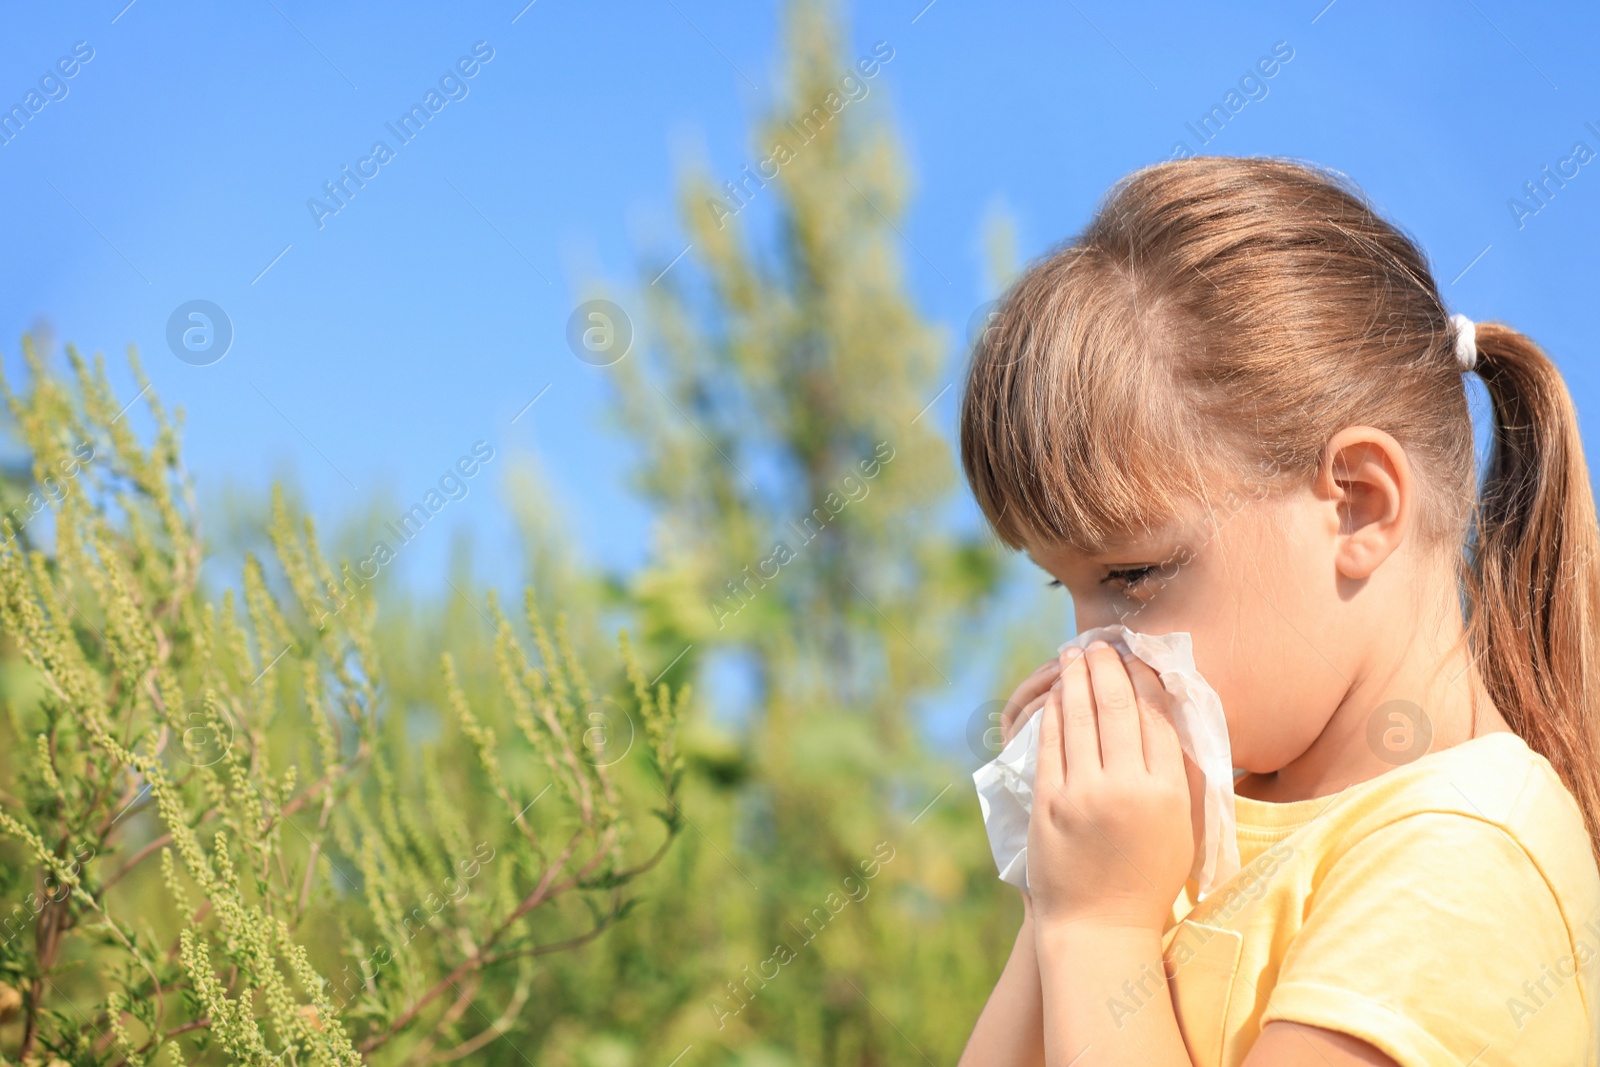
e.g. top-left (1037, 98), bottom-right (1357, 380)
top-left (551, 0), bottom-right (1020, 1062)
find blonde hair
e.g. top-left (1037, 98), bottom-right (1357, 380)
top-left (960, 156), bottom-right (1600, 862)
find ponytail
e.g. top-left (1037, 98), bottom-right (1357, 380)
top-left (1464, 322), bottom-right (1600, 863)
top-left (950, 158), bottom-right (1600, 863)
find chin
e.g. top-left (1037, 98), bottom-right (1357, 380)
top-left (1229, 745), bottom-right (1275, 776)
top-left (1235, 746), bottom-right (1304, 777)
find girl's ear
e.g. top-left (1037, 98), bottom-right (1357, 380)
top-left (1316, 426), bottom-right (1411, 582)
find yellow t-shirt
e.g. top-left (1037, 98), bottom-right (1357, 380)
top-left (1159, 730), bottom-right (1600, 1066)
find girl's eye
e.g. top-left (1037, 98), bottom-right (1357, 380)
top-left (1101, 565), bottom-right (1156, 589)
top-left (1048, 568), bottom-right (1158, 591)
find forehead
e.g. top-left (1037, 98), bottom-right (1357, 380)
top-left (1024, 517), bottom-right (1190, 567)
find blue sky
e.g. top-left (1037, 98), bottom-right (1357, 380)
top-left (2, 0), bottom-right (1596, 613)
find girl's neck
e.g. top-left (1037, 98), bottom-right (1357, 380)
top-left (1235, 597), bottom-right (1513, 805)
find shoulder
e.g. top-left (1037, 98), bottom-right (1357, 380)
top-left (1263, 732), bottom-right (1600, 1065)
top-left (1317, 731), bottom-right (1598, 916)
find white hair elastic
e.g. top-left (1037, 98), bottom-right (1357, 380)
top-left (1450, 313), bottom-right (1478, 372)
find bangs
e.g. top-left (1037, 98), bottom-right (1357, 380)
top-left (959, 246), bottom-right (1217, 553)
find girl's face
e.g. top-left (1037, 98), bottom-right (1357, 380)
top-left (1026, 487), bottom-right (1351, 775)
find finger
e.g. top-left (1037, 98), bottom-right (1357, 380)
top-left (1125, 655), bottom-right (1184, 776)
top-left (1034, 681), bottom-right (1066, 790)
top-left (1003, 689), bottom-right (1053, 744)
top-left (1084, 641), bottom-right (1143, 772)
top-left (1029, 656), bottom-right (1064, 680)
top-left (1183, 752), bottom-right (1206, 856)
top-left (1016, 658), bottom-right (1064, 703)
top-left (1058, 645), bottom-right (1101, 777)
top-left (1003, 659), bottom-right (1063, 728)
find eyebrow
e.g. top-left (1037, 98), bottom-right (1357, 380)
top-left (1027, 529), bottom-right (1175, 565)
top-left (1024, 524), bottom-right (1190, 566)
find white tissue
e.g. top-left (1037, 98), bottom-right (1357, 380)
top-left (971, 625), bottom-right (1241, 901)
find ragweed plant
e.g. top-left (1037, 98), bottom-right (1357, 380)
top-left (0, 339), bottom-right (687, 1065)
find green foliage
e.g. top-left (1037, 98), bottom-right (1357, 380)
top-left (544, 1), bottom-right (1038, 1063)
top-left (0, 2), bottom-right (1059, 1064)
top-left (0, 338), bottom-right (689, 1064)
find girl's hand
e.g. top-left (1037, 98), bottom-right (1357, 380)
top-left (1001, 658), bottom-right (1062, 919)
top-left (1000, 657), bottom-right (1063, 747)
top-left (1027, 641), bottom-right (1194, 934)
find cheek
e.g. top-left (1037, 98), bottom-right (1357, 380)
top-left (1199, 506), bottom-right (1346, 770)
top-left (1193, 633), bottom-right (1294, 770)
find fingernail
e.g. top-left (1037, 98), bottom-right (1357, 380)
top-left (1086, 640), bottom-right (1109, 652)
top-left (1062, 646), bottom-right (1084, 662)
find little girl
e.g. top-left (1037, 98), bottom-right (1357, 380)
top-left (956, 157), bottom-right (1600, 1066)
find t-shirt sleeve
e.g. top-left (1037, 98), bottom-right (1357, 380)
top-left (1261, 811), bottom-right (1592, 1066)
